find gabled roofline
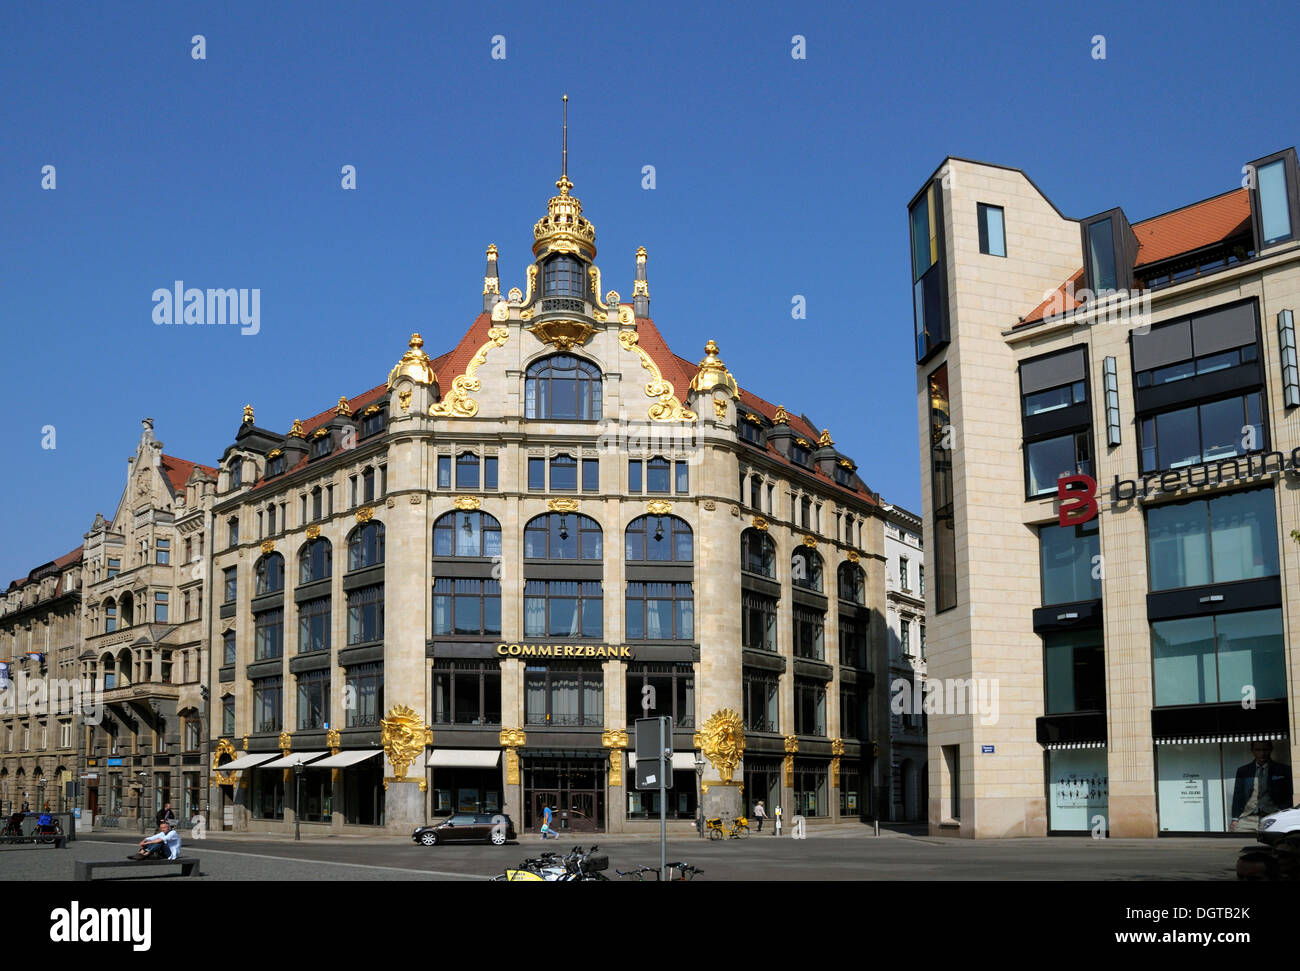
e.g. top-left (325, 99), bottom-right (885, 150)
top-left (908, 155), bottom-right (1074, 221)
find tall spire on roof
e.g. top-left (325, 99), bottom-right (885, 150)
top-left (533, 95), bottom-right (596, 260)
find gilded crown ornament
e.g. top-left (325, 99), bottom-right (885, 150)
top-left (818, 428), bottom-right (834, 447)
top-left (242, 404), bottom-right (255, 424)
top-left (336, 396), bottom-right (353, 417)
top-left (773, 405), bottom-right (790, 425)
top-left (288, 419), bottom-right (305, 439)
top-left (689, 339), bottom-right (740, 398)
top-left (387, 333), bottom-right (438, 389)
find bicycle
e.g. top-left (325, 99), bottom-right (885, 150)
top-left (616, 861), bottom-right (703, 881)
top-left (704, 815), bottom-right (749, 840)
top-left (35, 815), bottom-right (62, 845)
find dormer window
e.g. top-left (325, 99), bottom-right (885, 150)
top-left (311, 433), bottom-right (332, 459)
top-left (266, 454), bottom-right (286, 478)
top-left (230, 462), bottom-right (242, 488)
top-left (542, 255), bottom-right (587, 298)
top-left (739, 415), bottom-right (765, 447)
top-left (1251, 152), bottom-right (1298, 247)
top-left (361, 408), bottom-right (385, 439)
top-left (790, 441), bottom-right (811, 468)
top-left (1086, 218), bottom-right (1117, 293)
top-left (1080, 209), bottom-right (1137, 297)
top-left (833, 464), bottom-right (854, 487)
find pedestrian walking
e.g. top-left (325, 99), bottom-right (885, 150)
top-left (754, 800), bottom-right (767, 832)
top-left (540, 805), bottom-right (557, 840)
top-left (155, 802), bottom-right (177, 828)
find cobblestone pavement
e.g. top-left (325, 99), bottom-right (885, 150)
top-left (0, 825), bottom-right (1246, 881)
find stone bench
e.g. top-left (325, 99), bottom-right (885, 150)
top-left (74, 856), bottom-right (200, 881)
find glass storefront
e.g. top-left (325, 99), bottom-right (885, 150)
top-left (297, 768), bottom-right (333, 822)
top-left (431, 768), bottom-right (502, 816)
top-left (1151, 608), bottom-right (1285, 706)
top-left (744, 757), bottom-right (781, 819)
top-left (1156, 738), bottom-right (1293, 833)
top-left (523, 757), bottom-right (605, 833)
top-left (343, 758), bottom-right (385, 825)
top-left (1047, 748), bottom-right (1108, 832)
top-left (252, 768), bottom-right (285, 820)
top-left (626, 770), bottom-right (696, 819)
top-left (794, 759), bottom-right (828, 817)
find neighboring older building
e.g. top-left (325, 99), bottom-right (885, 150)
top-left (0, 546), bottom-right (82, 815)
top-left (882, 502), bottom-right (927, 821)
top-left (78, 418), bottom-right (217, 829)
top-left (911, 145), bottom-right (1300, 836)
top-left (205, 160), bottom-right (891, 835)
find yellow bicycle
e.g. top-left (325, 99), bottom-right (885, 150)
top-left (704, 815), bottom-right (749, 840)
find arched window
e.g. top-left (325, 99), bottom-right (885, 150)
top-left (433, 511), bottom-right (502, 558)
top-left (625, 515), bottom-right (693, 562)
top-left (299, 539), bottom-right (333, 584)
top-left (116, 649), bottom-right (133, 687)
top-left (549, 453), bottom-right (578, 490)
top-left (255, 553), bottom-right (285, 596)
top-left (741, 529), bottom-right (776, 578)
top-left (100, 653), bottom-right (116, 690)
top-left (523, 513), bottom-right (602, 560)
top-left (646, 457), bottom-right (671, 494)
top-left (525, 354), bottom-right (603, 420)
top-left (792, 548), bottom-right (824, 593)
top-left (837, 562), bottom-right (865, 604)
top-left (103, 599), bottom-right (117, 633)
top-left (542, 255), bottom-right (587, 297)
top-left (348, 522), bottom-right (386, 571)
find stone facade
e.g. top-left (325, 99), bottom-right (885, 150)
top-left (882, 504), bottom-right (927, 821)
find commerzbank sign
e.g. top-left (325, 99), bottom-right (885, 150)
top-left (496, 643), bottom-right (633, 658)
top-left (1057, 449), bottom-right (1300, 526)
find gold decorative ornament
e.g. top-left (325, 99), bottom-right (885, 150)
top-left (633, 279), bottom-right (649, 298)
top-left (818, 428), bottom-right (834, 447)
top-left (326, 729), bottom-right (341, 754)
top-left (831, 757), bottom-right (840, 789)
top-left (519, 307), bottom-right (535, 321)
top-left (508, 287), bottom-right (523, 303)
top-left (784, 754), bottom-right (794, 787)
top-left (588, 265), bottom-right (605, 309)
top-left (398, 388), bottom-right (412, 413)
top-left (361, 404), bottom-right (381, 417)
top-left (213, 738), bottom-right (239, 786)
top-left (527, 318), bottom-right (596, 351)
top-left (355, 506), bottom-right (374, 524)
top-left (839, 459), bottom-right (854, 469)
top-left (605, 289), bottom-right (620, 306)
top-left (699, 709), bottom-right (746, 784)
top-left (692, 732), bottom-right (703, 749)
top-left (601, 729), bottom-right (629, 749)
top-left (429, 326), bottom-right (509, 419)
top-left (243, 735), bottom-right (250, 750)
top-left (802, 535), bottom-right (817, 548)
top-left (504, 747), bottom-right (520, 786)
top-left (617, 305), bottom-right (634, 325)
top-left (773, 406), bottom-right (790, 425)
top-left (702, 500), bottom-right (716, 511)
top-left (387, 334), bottom-right (438, 389)
top-left (846, 550), bottom-right (859, 563)
top-left (289, 420), bottom-right (306, 439)
top-left (831, 738), bottom-right (845, 757)
top-left (547, 497), bottom-right (580, 513)
top-left (486, 243), bottom-right (498, 258)
top-left (336, 396), bottom-right (353, 417)
top-left (690, 340), bottom-right (741, 399)
top-left (742, 412), bottom-right (764, 425)
top-left (453, 496), bottom-right (481, 511)
top-left (483, 276), bottom-right (500, 296)
top-left (645, 500), bottom-right (672, 515)
top-left (752, 516), bottom-right (769, 531)
top-left (636, 245), bottom-right (647, 264)
top-left (618, 330), bottom-right (697, 423)
top-left (796, 437), bottom-right (811, 448)
top-left (783, 734), bottom-right (799, 754)
top-left (713, 397), bottom-right (728, 420)
top-left (267, 448), bottom-right (282, 459)
top-left (260, 540), bottom-right (275, 555)
top-left (533, 175), bottom-right (597, 260)
top-left (311, 427), bottom-right (329, 439)
top-left (278, 731), bottom-right (292, 756)
top-left (499, 728), bottom-right (527, 748)
top-left (242, 404), bottom-right (255, 424)
top-left (305, 524), bottom-right (321, 541)
top-left (609, 748), bottom-right (623, 787)
top-left (380, 704), bottom-right (433, 782)
top-left (522, 265), bottom-right (538, 306)
top-left (491, 300), bottom-right (510, 321)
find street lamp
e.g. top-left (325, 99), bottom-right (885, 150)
top-left (694, 756), bottom-right (706, 839)
top-left (136, 771), bottom-right (148, 834)
top-left (293, 761), bottom-right (303, 842)
top-left (38, 779), bottom-right (47, 814)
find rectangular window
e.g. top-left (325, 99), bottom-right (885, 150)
top-left (1087, 217), bottom-right (1117, 293)
top-left (625, 582), bottom-right (694, 640)
top-left (1026, 432), bottom-right (1091, 497)
top-left (793, 605), bottom-right (824, 661)
top-left (1152, 608), bottom-right (1285, 706)
top-left (1039, 519), bottom-right (1101, 605)
top-left (1138, 392), bottom-right (1264, 474)
top-left (977, 203), bottom-right (1005, 257)
top-left (1146, 487), bottom-right (1277, 591)
top-left (839, 614), bottom-right (867, 667)
top-left (675, 461), bottom-right (689, 493)
top-left (625, 662), bottom-right (695, 728)
top-left (346, 663), bottom-right (383, 728)
top-left (944, 744), bottom-right (960, 820)
top-left (524, 663), bottom-right (603, 727)
top-left (484, 456), bottom-right (498, 490)
top-left (741, 669), bottom-right (779, 733)
top-left (929, 365), bottom-right (957, 611)
top-left (156, 539), bottom-right (170, 565)
top-left (1049, 748), bottom-right (1108, 833)
top-left (433, 578), bottom-right (502, 636)
top-left (899, 557), bottom-right (909, 591)
top-left (254, 608), bottom-right (284, 660)
top-left (456, 453), bottom-right (479, 490)
top-left (107, 558), bottom-right (120, 579)
top-left (222, 629), bottom-right (236, 666)
top-left (794, 678), bottom-right (827, 736)
top-left (222, 696), bottom-right (235, 735)
top-left (437, 456), bottom-right (451, 489)
top-left (528, 457), bottom-right (545, 491)
top-left (911, 181), bottom-right (948, 361)
top-left (1257, 158), bottom-right (1294, 245)
top-left (298, 597), bottom-right (331, 654)
top-left (347, 585), bottom-right (384, 645)
top-left (523, 580), bottom-right (603, 638)
top-left (153, 592), bottom-right (168, 623)
top-left (741, 592), bottom-right (778, 652)
top-left (432, 661), bottom-right (502, 726)
top-left (228, 518), bottom-right (240, 548)
top-left (628, 459), bottom-right (642, 493)
top-left (296, 670), bottom-right (330, 730)
top-left (901, 619), bottom-right (910, 655)
top-left (1044, 630), bottom-right (1105, 713)
top-left (581, 458), bottom-right (599, 491)
top-left (253, 676), bottom-right (283, 734)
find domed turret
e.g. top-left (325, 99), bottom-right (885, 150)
top-left (387, 333), bottom-right (439, 390)
top-left (690, 340), bottom-right (740, 398)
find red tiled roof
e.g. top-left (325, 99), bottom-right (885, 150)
top-left (6, 545), bottom-right (83, 596)
top-left (160, 455), bottom-right (218, 494)
top-left (1134, 188), bottom-right (1251, 267)
top-left (1019, 189), bottom-right (1254, 327)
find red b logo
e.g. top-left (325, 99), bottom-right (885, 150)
top-left (1058, 474), bottom-right (1098, 527)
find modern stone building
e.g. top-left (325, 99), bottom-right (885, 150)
top-left (910, 145), bottom-right (1300, 836)
top-left (204, 163), bottom-right (891, 835)
top-left (77, 419), bottom-right (216, 830)
top-left (0, 547), bottom-right (83, 815)
top-left (882, 502), bottom-right (927, 821)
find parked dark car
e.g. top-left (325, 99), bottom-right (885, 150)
top-left (412, 813), bottom-right (516, 846)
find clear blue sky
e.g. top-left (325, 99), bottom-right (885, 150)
top-left (1, 0), bottom-right (1296, 582)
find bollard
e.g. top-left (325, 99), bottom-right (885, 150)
top-left (874, 819), bottom-right (880, 837)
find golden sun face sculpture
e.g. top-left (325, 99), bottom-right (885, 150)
top-left (699, 708), bottom-right (746, 784)
top-left (380, 704), bottom-right (433, 780)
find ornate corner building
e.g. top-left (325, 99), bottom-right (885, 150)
top-left (911, 145), bottom-right (1300, 837)
top-left (195, 163), bottom-right (895, 835)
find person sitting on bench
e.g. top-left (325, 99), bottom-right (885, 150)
top-left (129, 820), bottom-right (181, 861)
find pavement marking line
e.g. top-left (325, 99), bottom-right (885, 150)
top-left (77, 840), bottom-right (485, 880)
